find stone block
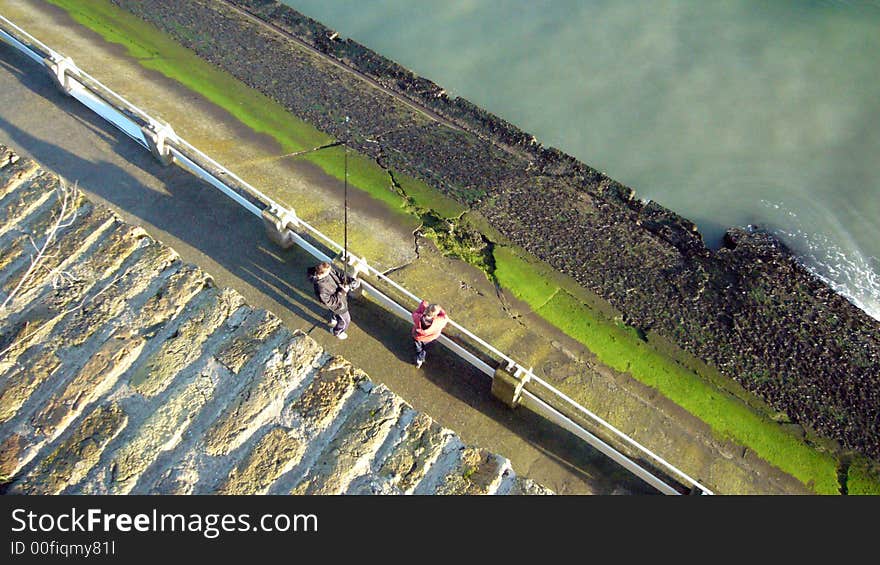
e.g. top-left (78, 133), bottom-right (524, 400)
top-left (130, 288), bottom-right (245, 397)
top-left (31, 334), bottom-right (145, 439)
top-left (377, 411), bottom-right (455, 494)
top-left (3, 200), bottom-right (115, 300)
top-left (0, 235), bottom-right (28, 282)
top-left (0, 194), bottom-right (77, 284)
top-left (0, 246), bottom-right (179, 422)
top-left (0, 159), bottom-right (40, 201)
top-left (215, 310), bottom-right (282, 374)
top-left (431, 447), bottom-right (512, 495)
top-left (0, 352), bottom-right (60, 425)
top-left (217, 427), bottom-right (305, 495)
top-left (0, 145), bottom-right (19, 170)
top-left (149, 465), bottom-right (201, 495)
top-left (75, 223), bottom-right (149, 284)
top-left (0, 233), bottom-right (161, 389)
top-left (55, 243), bottom-right (179, 347)
top-left (290, 386), bottom-right (403, 495)
top-left (16, 403), bottom-right (127, 495)
top-left (108, 362), bottom-right (225, 494)
top-left (0, 170), bottom-right (54, 228)
top-left (288, 356), bottom-right (368, 436)
top-left (507, 476), bottom-right (555, 495)
top-left (204, 332), bottom-right (323, 456)
top-left (133, 264), bottom-right (211, 333)
top-left (0, 222), bottom-right (145, 349)
top-left (0, 433), bottom-right (27, 482)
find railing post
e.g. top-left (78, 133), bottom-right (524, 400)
top-left (261, 204), bottom-right (300, 249)
top-left (43, 54), bottom-right (75, 95)
top-left (343, 253), bottom-right (369, 280)
top-left (140, 121), bottom-right (176, 166)
top-left (330, 253), bottom-right (369, 298)
top-left (491, 364), bottom-right (531, 408)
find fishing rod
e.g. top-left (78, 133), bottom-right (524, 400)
top-left (344, 139), bottom-right (348, 263)
top-left (343, 115), bottom-right (350, 264)
top-left (339, 116), bottom-right (367, 295)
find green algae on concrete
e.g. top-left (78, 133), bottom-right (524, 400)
top-left (493, 244), bottom-right (848, 495)
top-left (419, 214), bottom-right (495, 278)
top-left (302, 145), bottom-right (410, 219)
top-left (42, 0), bottom-right (434, 277)
top-left (493, 246), bottom-right (558, 308)
top-left (395, 173), bottom-right (467, 219)
top-left (43, 0), bottom-right (471, 232)
top-left (40, 0), bottom-right (475, 253)
top-left (847, 458), bottom-right (880, 495)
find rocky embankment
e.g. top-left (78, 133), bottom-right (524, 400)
top-left (0, 145), bottom-right (550, 495)
top-left (110, 0), bottom-right (880, 464)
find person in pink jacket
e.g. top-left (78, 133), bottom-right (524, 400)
top-left (411, 300), bottom-right (448, 368)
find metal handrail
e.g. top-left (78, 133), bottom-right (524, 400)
top-left (519, 390), bottom-right (682, 495)
top-left (173, 137), bottom-right (282, 211)
top-left (75, 67), bottom-right (155, 126)
top-left (0, 12), bottom-right (52, 56)
top-left (0, 14), bottom-right (713, 494)
top-left (526, 373), bottom-right (709, 491)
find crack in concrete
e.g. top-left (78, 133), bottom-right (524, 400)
top-left (837, 455), bottom-right (851, 495)
top-left (412, 227), bottom-right (423, 261)
top-left (385, 169), bottom-right (408, 201)
top-left (456, 280), bottom-right (484, 298)
top-left (350, 141), bottom-right (523, 332)
top-left (493, 281), bottom-right (528, 329)
top-left (380, 225), bottom-right (422, 278)
top-left (292, 141), bottom-right (344, 156)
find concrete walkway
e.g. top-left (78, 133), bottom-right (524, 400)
top-left (0, 0), bottom-right (812, 494)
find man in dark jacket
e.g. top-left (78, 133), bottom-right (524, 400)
top-left (307, 261), bottom-right (352, 339)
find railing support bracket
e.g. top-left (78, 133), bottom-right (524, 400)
top-left (262, 205), bottom-right (300, 249)
top-left (141, 121), bottom-right (176, 166)
top-left (343, 253), bottom-right (369, 280)
top-left (43, 54), bottom-right (75, 95)
top-left (492, 364), bottom-right (530, 409)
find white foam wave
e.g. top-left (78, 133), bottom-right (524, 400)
top-left (760, 199), bottom-right (880, 321)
